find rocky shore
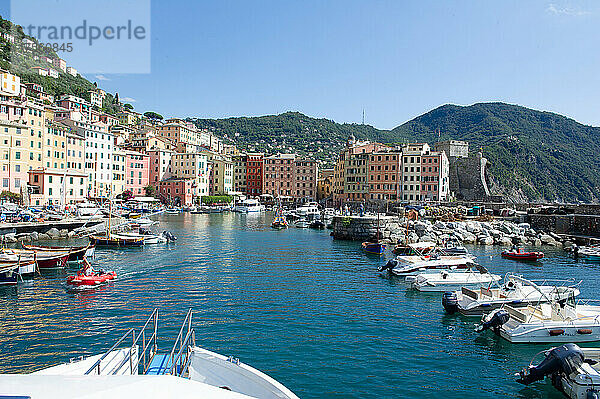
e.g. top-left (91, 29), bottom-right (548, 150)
top-left (0, 220), bottom-right (116, 244)
top-left (332, 215), bottom-right (571, 247)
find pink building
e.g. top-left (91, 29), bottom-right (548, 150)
top-left (148, 149), bottom-right (173, 185)
top-left (157, 178), bottom-right (194, 206)
top-left (125, 150), bottom-right (150, 196)
top-left (294, 158), bottom-right (318, 200)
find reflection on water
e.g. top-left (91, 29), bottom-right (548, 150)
top-left (0, 212), bottom-right (590, 398)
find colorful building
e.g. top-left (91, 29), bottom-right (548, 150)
top-left (245, 153), bottom-right (263, 197)
top-left (125, 150), bottom-right (150, 197)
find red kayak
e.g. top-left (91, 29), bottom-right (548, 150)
top-left (501, 250), bottom-right (544, 261)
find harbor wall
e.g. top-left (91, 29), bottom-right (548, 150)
top-left (527, 214), bottom-right (600, 238)
top-left (331, 216), bottom-right (394, 241)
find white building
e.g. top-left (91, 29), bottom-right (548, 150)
top-left (66, 66), bottom-right (78, 77)
top-left (47, 68), bottom-right (59, 78)
top-left (0, 71), bottom-right (21, 96)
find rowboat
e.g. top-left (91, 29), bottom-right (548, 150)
top-left (362, 241), bottom-right (386, 255)
top-left (0, 249), bottom-right (69, 269)
top-left (501, 249), bottom-right (544, 261)
top-left (21, 243), bottom-right (92, 262)
top-left (0, 263), bottom-right (19, 285)
top-left (89, 234), bottom-right (145, 247)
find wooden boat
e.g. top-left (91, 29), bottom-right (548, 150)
top-left (362, 241), bottom-right (386, 255)
top-left (501, 249), bottom-right (544, 261)
top-left (0, 263), bottom-right (19, 285)
top-left (0, 249), bottom-right (69, 269)
top-left (362, 213), bottom-right (385, 255)
top-left (21, 243), bottom-right (91, 261)
top-left (89, 234), bottom-right (144, 247)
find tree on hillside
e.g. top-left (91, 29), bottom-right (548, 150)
top-left (123, 103), bottom-right (133, 110)
top-left (144, 185), bottom-right (156, 197)
top-left (144, 111), bottom-right (163, 120)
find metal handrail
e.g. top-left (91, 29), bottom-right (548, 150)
top-left (84, 328), bottom-right (136, 375)
top-left (111, 308), bottom-right (159, 375)
top-left (166, 309), bottom-right (195, 377)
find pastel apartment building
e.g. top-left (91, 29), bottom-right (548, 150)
top-left (368, 149), bottom-right (402, 201)
top-left (52, 58), bottom-right (66, 72)
top-left (66, 66), bottom-right (77, 77)
top-left (172, 152), bottom-right (210, 197)
top-left (293, 157), bottom-right (318, 200)
top-left (232, 154), bottom-right (247, 194)
top-left (148, 149), bottom-right (173, 185)
top-left (125, 150), bottom-right (150, 196)
top-left (28, 169), bottom-right (87, 206)
top-left (0, 71), bottom-right (21, 97)
top-left (245, 153), bottom-right (264, 197)
top-left (157, 178), bottom-right (194, 206)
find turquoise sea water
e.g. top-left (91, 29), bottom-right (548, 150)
top-left (0, 212), bottom-right (598, 398)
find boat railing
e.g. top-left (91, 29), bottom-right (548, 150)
top-left (84, 328), bottom-right (136, 375)
top-left (84, 308), bottom-right (159, 376)
top-left (166, 309), bottom-right (196, 377)
top-left (111, 308), bottom-right (159, 375)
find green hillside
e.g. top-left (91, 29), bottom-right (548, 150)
top-left (192, 103), bottom-right (600, 203)
top-left (390, 103), bottom-right (600, 202)
top-left (0, 15), bottom-right (120, 114)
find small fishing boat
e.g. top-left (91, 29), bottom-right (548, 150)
top-left (501, 248), bottom-right (544, 261)
top-left (120, 229), bottom-right (176, 244)
top-left (362, 213), bottom-right (386, 255)
top-left (66, 259), bottom-right (116, 288)
top-left (0, 263), bottom-right (19, 285)
top-left (165, 207), bottom-right (180, 214)
top-left (271, 205), bottom-right (288, 229)
top-left (89, 234), bottom-right (145, 247)
top-left (476, 294), bottom-right (600, 343)
top-left (442, 274), bottom-right (581, 316)
top-left (362, 241), bottom-right (386, 255)
top-left (21, 243), bottom-right (91, 262)
top-left (516, 343), bottom-right (600, 399)
top-left (0, 249), bottom-right (70, 269)
top-left (411, 264), bottom-right (501, 292)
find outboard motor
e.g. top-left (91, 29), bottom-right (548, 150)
top-left (475, 309), bottom-right (510, 333)
top-left (516, 343), bottom-right (584, 385)
top-left (587, 389), bottom-right (600, 399)
top-left (162, 230), bottom-right (177, 242)
top-left (442, 291), bottom-right (459, 314)
top-left (378, 259), bottom-right (397, 272)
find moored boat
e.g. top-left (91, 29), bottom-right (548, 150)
top-left (89, 234), bottom-right (145, 247)
top-left (516, 344), bottom-right (600, 399)
top-left (442, 274), bottom-right (581, 316)
top-left (501, 248), bottom-right (544, 261)
top-left (411, 265), bottom-right (501, 292)
top-left (0, 263), bottom-right (19, 285)
top-left (361, 241), bottom-right (386, 255)
top-left (21, 243), bottom-right (91, 262)
top-left (476, 295), bottom-right (600, 343)
top-left (0, 249), bottom-right (70, 269)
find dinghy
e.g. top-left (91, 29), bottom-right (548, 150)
top-left (501, 248), bottom-right (544, 261)
top-left (411, 264), bottom-right (501, 292)
top-left (66, 259), bottom-right (116, 288)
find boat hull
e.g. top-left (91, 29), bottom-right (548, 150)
top-left (0, 265), bottom-right (18, 285)
top-left (22, 244), bottom-right (90, 261)
top-left (89, 236), bottom-right (144, 247)
top-left (362, 242), bottom-right (386, 255)
top-left (499, 323), bottom-right (600, 343)
top-left (501, 251), bottom-right (544, 261)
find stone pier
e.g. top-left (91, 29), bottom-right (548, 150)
top-left (331, 215), bottom-right (396, 241)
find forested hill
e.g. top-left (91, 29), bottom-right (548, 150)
top-left (191, 103), bottom-right (600, 203)
top-left (391, 103), bottom-right (600, 203)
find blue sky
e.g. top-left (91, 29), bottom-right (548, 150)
top-left (4, 1), bottom-right (600, 129)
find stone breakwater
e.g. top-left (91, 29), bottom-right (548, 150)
top-left (0, 219), bottom-right (124, 244)
top-left (332, 215), bottom-right (569, 247)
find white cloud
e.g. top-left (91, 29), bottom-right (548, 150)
top-left (95, 74), bottom-right (110, 81)
top-left (121, 97), bottom-right (137, 103)
top-left (547, 3), bottom-right (590, 16)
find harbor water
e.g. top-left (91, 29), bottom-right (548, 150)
top-left (1, 212), bottom-right (597, 398)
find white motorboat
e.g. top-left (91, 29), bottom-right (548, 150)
top-left (411, 265), bottom-right (501, 292)
top-left (295, 218), bottom-right (309, 228)
top-left (442, 275), bottom-right (581, 316)
top-left (76, 202), bottom-right (103, 220)
top-left (1, 309), bottom-right (299, 399)
top-left (516, 343), bottom-right (600, 399)
top-left (379, 255), bottom-right (476, 279)
top-left (132, 217), bottom-right (158, 227)
top-left (476, 295), bottom-right (600, 343)
top-left (236, 199), bottom-right (265, 213)
top-left (120, 232), bottom-right (168, 244)
top-left (295, 202), bottom-right (320, 219)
